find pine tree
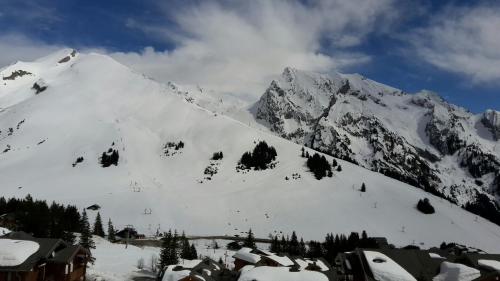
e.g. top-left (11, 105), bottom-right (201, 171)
top-left (180, 232), bottom-right (191, 259)
top-left (79, 209), bottom-right (95, 249)
top-left (270, 236), bottom-right (281, 253)
top-left (190, 244), bottom-right (198, 259)
top-left (170, 230), bottom-right (179, 264)
top-left (362, 230), bottom-right (368, 240)
top-left (280, 236), bottom-right (287, 253)
top-left (107, 218), bottom-right (116, 242)
top-left (299, 238), bottom-right (307, 256)
top-left (289, 231), bottom-right (300, 255)
top-left (93, 212), bottom-right (105, 237)
top-left (243, 228), bottom-right (256, 249)
top-left (360, 183), bottom-right (366, 192)
top-left (337, 165), bottom-right (342, 172)
top-left (160, 230), bottom-right (178, 268)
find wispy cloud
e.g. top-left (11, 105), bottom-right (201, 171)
top-left (408, 3), bottom-right (500, 85)
top-left (111, 0), bottom-right (398, 98)
top-left (0, 34), bottom-right (62, 67)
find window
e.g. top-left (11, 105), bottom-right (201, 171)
top-left (372, 257), bottom-right (387, 263)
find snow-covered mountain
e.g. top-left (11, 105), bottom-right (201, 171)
top-left (254, 67), bottom-right (500, 222)
top-left (1, 50), bottom-right (500, 252)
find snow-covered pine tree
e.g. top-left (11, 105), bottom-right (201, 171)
top-left (93, 212), bottom-right (105, 237)
top-left (79, 209), bottom-right (95, 249)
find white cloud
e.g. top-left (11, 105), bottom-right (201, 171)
top-left (409, 4), bottom-right (500, 84)
top-left (110, 0), bottom-right (397, 99)
top-left (0, 34), bottom-right (62, 68)
top-left (0, 0), bottom-right (398, 100)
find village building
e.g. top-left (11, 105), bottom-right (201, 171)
top-left (333, 247), bottom-right (500, 281)
top-left (0, 231), bottom-right (90, 281)
top-left (0, 213), bottom-right (17, 231)
top-left (232, 247), bottom-right (335, 280)
top-left (160, 258), bottom-right (237, 281)
top-left (232, 248), bottom-right (262, 271)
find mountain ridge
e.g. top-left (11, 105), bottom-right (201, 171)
top-left (254, 66), bottom-right (500, 224)
top-left (1, 49), bottom-right (500, 252)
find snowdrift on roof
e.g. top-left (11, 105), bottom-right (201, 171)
top-left (433, 262), bottom-right (480, 281)
top-left (237, 266), bottom-right (328, 281)
top-left (0, 239), bottom-right (40, 267)
top-left (364, 250), bottom-right (416, 281)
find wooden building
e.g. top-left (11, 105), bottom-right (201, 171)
top-left (0, 232), bottom-right (90, 281)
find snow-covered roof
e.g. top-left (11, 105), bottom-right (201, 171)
top-left (233, 248), bottom-right (261, 264)
top-left (429, 253), bottom-right (445, 259)
top-left (478, 259), bottom-right (500, 272)
top-left (364, 250), bottom-right (417, 281)
top-left (0, 239), bottom-right (40, 267)
top-left (433, 261), bottom-right (481, 281)
top-left (161, 265), bottom-right (191, 281)
top-left (237, 266), bottom-right (329, 281)
top-left (257, 250), bottom-right (293, 267)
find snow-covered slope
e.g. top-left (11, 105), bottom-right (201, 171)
top-left (254, 67), bottom-right (500, 219)
top-left (1, 50), bottom-right (500, 253)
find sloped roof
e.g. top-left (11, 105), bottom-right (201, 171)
top-left (0, 232), bottom-right (85, 272)
top-left (361, 248), bottom-right (445, 281)
top-left (233, 248), bottom-right (261, 264)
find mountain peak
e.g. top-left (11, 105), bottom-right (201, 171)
top-left (34, 48), bottom-right (78, 65)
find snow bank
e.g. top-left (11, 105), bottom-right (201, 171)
top-left (0, 227), bottom-right (10, 235)
top-left (364, 251), bottom-right (416, 281)
top-left (87, 236), bottom-right (160, 281)
top-left (433, 262), bottom-right (480, 281)
top-left (233, 248), bottom-right (261, 264)
top-left (237, 266), bottom-right (328, 281)
top-left (0, 239), bottom-right (40, 266)
top-left (478, 259), bottom-right (500, 271)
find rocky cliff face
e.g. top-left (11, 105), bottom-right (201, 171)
top-left (482, 110), bottom-right (500, 140)
top-left (255, 67), bottom-right (500, 223)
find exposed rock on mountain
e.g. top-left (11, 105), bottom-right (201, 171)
top-left (255, 67), bottom-right (500, 221)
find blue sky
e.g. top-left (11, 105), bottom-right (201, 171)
top-left (0, 0), bottom-right (498, 112)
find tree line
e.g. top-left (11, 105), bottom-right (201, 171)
top-left (269, 230), bottom-right (378, 263)
top-left (159, 230), bottom-right (198, 268)
top-left (0, 195), bottom-right (117, 251)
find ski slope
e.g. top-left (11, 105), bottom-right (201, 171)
top-left (1, 49), bottom-right (500, 253)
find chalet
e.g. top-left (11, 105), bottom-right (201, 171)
top-left (456, 253), bottom-right (500, 281)
top-left (0, 232), bottom-right (90, 281)
top-left (333, 247), bottom-right (500, 281)
top-left (232, 248), bottom-right (261, 271)
top-left (232, 247), bottom-right (335, 280)
top-left (0, 213), bottom-right (17, 231)
top-left (115, 227), bottom-right (145, 240)
top-left (160, 258), bottom-right (236, 281)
